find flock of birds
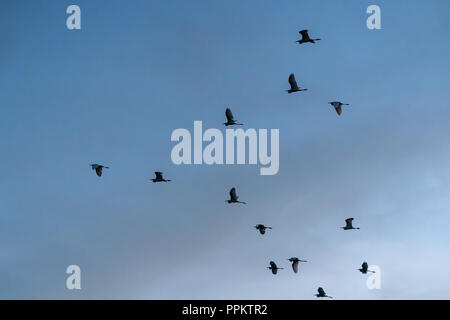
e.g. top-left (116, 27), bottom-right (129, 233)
top-left (89, 29), bottom-right (373, 299)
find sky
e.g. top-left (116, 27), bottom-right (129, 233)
top-left (0, 0), bottom-right (450, 299)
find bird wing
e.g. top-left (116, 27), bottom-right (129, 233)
top-left (230, 187), bottom-right (238, 201)
top-left (345, 218), bottom-right (354, 228)
top-left (95, 167), bottom-right (103, 177)
top-left (318, 287), bottom-right (325, 296)
top-left (155, 172), bottom-right (163, 179)
top-left (260, 228), bottom-right (266, 235)
top-left (292, 260), bottom-right (299, 273)
top-left (288, 73), bottom-right (299, 90)
top-left (225, 108), bottom-right (234, 122)
top-left (335, 105), bottom-right (342, 115)
top-left (299, 29), bottom-right (309, 38)
top-left (362, 262), bottom-right (368, 269)
top-left (270, 261), bottom-right (277, 269)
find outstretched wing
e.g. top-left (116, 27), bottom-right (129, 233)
top-left (299, 29), bottom-right (310, 40)
top-left (362, 262), bottom-right (368, 270)
top-left (288, 73), bottom-right (299, 90)
top-left (230, 187), bottom-right (238, 201)
top-left (270, 261), bottom-right (277, 269)
top-left (292, 260), bottom-right (299, 273)
top-left (95, 166), bottom-right (103, 177)
top-left (260, 228), bottom-right (266, 235)
top-left (345, 218), bottom-right (354, 228)
top-left (225, 108), bottom-right (234, 122)
top-left (318, 287), bottom-right (325, 296)
top-left (155, 172), bottom-right (163, 179)
top-left (335, 105), bottom-right (342, 115)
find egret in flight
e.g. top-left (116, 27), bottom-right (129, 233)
top-left (315, 287), bottom-right (332, 299)
top-left (267, 261), bottom-right (283, 275)
top-left (254, 224), bottom-right (272, 235)
top-left (358, 262), bottom-right (375, 274)
top-left (296, 30), bottom-right (321, 44)
top-left (90, 164), bottom-right (109, 177)
top-left (329, 101), bottom-right (350, 116)
top-left (226, 187), bottom-right (246, 204)
top-left (223, 108), bottom-right (243, 126)
top-left (341, 218), bottom-right (360, 230)
top-left (287, 257), bottom-right (307, 273)
top-left (151, 172), bottom-right (171, 183)
top-left (286, 73), bottom-right (307, 93)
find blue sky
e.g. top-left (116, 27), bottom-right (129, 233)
top-left (1, 0), bottom-right (450, 299)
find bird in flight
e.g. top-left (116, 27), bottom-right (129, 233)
top-left (287, 257), bottom-right (307, 273)
top-left (296, 29), bottom-right (321, 44)
top-left (358, 262), bottom-right (375, 274)
top-left (315, 287), bottom-right (333, 299)
top-left (341, 218), bottom-right (360, 230)
top-left (223, 108), bottom-right (243, 126)
top-left (150, 172), bottom-right (171, 183)
top-left (90, 164), bottom-right (109, 177)
top-left (286, 73), bottom-right (307, 93)
top-left (254, 224), bottom-right (272, 235)
top-left (226, 187), bottom-right (246, 204)
top-left (267, 261), bottom-right (283, 275)
top-left (329, 101), bottom-right (350, 116)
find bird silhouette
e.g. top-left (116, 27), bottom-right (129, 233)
top-left (150, 172), bottom-right (171, 183)
top-left (341, 218), bottom-right (360, 230)
top-left (223, 108), bottom-right (243, 126)
top-left (287, 257), bottom-right (307, 273)
top-left (329, 101), bottom-right (350, 116)
top-left (90, 164), bottom-right (109, 177)
top-left (226, 187), bottom-right (246, 204)
top-left (286, 73), bottom-right (307, 93)
top-left (296, 29), bottom-right (321, 44)
top-left (358, 262), bottom-right (375, 274)
top-left (315, 287), bottom-right (332, 298)
top-left (254, 224), bottom-right (272, 235)
top-left (267, 261), bottom-right (283, 275)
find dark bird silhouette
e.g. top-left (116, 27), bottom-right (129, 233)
top-left (358, 262), bottom-right (375, 274)
top-left (226, 187), bottom-right (246, 204)
top-left (341, 218), bottom-right (360, 230)
top-left (286, 73), bottom-right (307, 93)
top-left (90, 164), bottom-right (109, 177)
top-left (287, 257), bottom-right (307, 273)
top-left (151, 172), bottom-right (171, 183)
top-left (254, 224), bottom-right (272, 235)
top-left (296, 29), bottom-right (321, 44)
top-left (329, 101), bottom-right (350, 116)
top-left (315, 287), bottom-right (332, 299)
top-left (223, 108), bottom-right (243, 126)
top-left (267, 261), bottom-right (283, 275)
